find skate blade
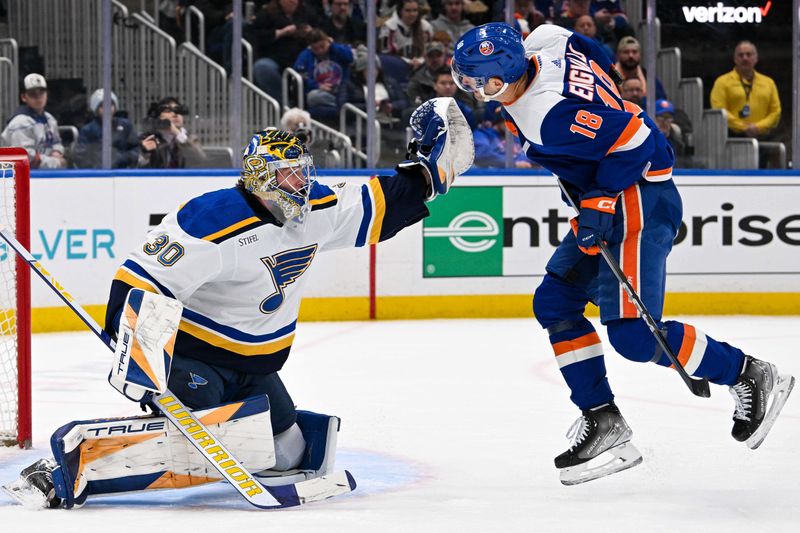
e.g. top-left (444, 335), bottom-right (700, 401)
top-left (559, 442), bottom-right (643, 486)
top-left (746, 373), bottom-right (795, 450)
top-left (1, 480), bottom-right (50, 510)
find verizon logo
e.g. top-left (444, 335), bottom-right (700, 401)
top-left (682, 1), bottom-right (772, 23)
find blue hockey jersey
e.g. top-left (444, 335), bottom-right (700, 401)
top-left (500, 25), bottom-right (674, 200)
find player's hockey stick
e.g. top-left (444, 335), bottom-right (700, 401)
top-left (556, 181), bottom-right (711, 398)
top-left (0, 227), bottom-right (356, 509)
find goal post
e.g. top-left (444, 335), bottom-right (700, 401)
top-left (0, 147), bottom-right (31, 448)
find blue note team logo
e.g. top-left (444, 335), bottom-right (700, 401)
top-left (260, 244), bottom-right (318, 314)
top-left (187, 372), bottom-right (208, 390)
top-left (479, 41), bottom-right (494, 56)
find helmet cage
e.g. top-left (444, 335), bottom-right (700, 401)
top-left (242, 153), bottom-right (317, 224)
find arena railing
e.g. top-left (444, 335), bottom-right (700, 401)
top-left (242, 39), bottom-right (255, 82)
top-left (725, 138), bottom-right (759, 169)
top-left (0, 38), bottom-right (18, 124)
top-left (0, 58), bottom-right (15, 125)
top-left (310, 119), bottom-right (356, 169)
top-left (184, 5), bottom-right (206, 54)
top-left (282, 68), bottom-right (305, 112)
top-left (340, 103), bottom-right (382, 167)
top-left (241, 77), bottom-right (282, 142)
top-left (677, 78), bottom-right (703, 140)
top-left (178, 43), bottom-right (229, 147)
top-left (657, 47), bottom-right (681, 106)
top-left (621, 0), bottom-right (642, 29)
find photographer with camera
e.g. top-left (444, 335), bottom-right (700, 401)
top-left (138, 97), bottom-right (207, 169)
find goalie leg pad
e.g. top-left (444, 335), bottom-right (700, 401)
top-left (255, 410), bottom-right (340, 486)
top-left (50, 395), bottom-right (275, 508)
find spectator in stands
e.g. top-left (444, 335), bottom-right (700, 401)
top-left (0, 74), bottom-right (66, 169)
top-left (345, 57), bottom-right (406, 124)
top-left (379, 0), bottom-right (433, 69)
top-left (72, 89), bottom-right (141, 169)
top-left (656, 99), bottom-right (701, 168)
top-left (279, 107), bottom-right (345, 168)
top-left (572, 14), bottom-right (614, 62)
top-left (294, 29), bottom-right (353, 121)
top-left (432, 67), bottom-right (476, 129)
top-left (590, 0), bottom-right (631, 42)
top-left (620, 77), bottom-right (643, 106)
top-left (473, 101), bottom-right (531, 169)
top-left (615, 36), bottom-right (667, 101)
top-left (321, 0), bottom-right (366, 45)
top-left (138, 96), bottom-right (207, 169)
top-left (249, 0), bottom-right (320, 101)
top-left (430, 0), bottom-right (474, 46)
top-left (406, 41), bottom-right (448, 108)
top-left (654, 99), bottom-right (686, 160)
top-left (280, 107), bottom-right (313, 143)
top-left (710, 40), bottom-right (781, 166)
top-left (187, 1), bottom-right (234, 66)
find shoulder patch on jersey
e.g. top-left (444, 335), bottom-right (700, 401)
top-left (177, 187), bottom-right (273, 244)
top-left (308, 181), bottom-right (339, 211)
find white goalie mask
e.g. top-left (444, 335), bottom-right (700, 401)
top-left (241, 129), bottom-right (317, 226)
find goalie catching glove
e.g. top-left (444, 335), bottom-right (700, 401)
top-left (401, 97), bottom-right (474, 201)
top-left (108, 288), bottom-right (183, 402)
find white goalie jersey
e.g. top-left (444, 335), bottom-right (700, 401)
top-left (106, 174), bottom-right (429, 374)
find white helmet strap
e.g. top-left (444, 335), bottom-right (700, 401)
top-left (478, 82), bottom-right (510, 103)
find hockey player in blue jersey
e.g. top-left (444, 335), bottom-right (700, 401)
top-left (2, 98), bottom-right (474, 509)
top-left (451, 23), bottom-right (795, 485)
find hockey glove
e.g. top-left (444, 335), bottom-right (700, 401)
top-left (575, 196), bottom-right (618, 255)
top-left (401, 97), bottom-right (474, 201)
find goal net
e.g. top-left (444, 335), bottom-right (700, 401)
top-left (0, 148), bottom-right (31, 448)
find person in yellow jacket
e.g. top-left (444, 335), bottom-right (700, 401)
top-left (710, 41), bottom-right (782, 166)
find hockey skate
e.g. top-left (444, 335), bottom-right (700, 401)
top-left (1, 458), bottom-right (61, 509)
top-left (555, 403), bottom-right (642, 486)
top-left (729, 355), bottom-right (795, 450)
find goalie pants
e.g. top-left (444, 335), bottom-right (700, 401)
top-left (533, 178), bottom-right (746, 410)
top-left (168, 355), bottom-right (297, 434)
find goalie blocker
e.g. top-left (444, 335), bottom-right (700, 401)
top-left (3, 395), bottom-right (342, 509)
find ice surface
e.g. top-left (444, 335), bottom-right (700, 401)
top-left (1, 316), bottom-right (798, 532)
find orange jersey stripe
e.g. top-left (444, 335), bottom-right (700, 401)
top-left (606, 115), bottom-right (642, 155)
top-left (552, 331), bottom-right (602, 356)
top-left (647, 167), bottom-right (673, 177)
top-left (676, 324), bottom-right (697, 368)
top-left (621, 185), bottom-right (643, 317)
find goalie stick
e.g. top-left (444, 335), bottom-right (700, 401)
top-left (556, 180), bottom-right (711, 398)
top-left (0, 227), bottom-right (356, 509)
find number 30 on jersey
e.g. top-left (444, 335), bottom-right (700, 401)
top-left (144, 235), bottom-right (185, 266)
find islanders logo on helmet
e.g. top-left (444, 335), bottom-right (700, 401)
top-left (451, 23), bottom-right (527, 102)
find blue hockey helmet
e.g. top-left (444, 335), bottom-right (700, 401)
top-left (241, 128), bottom-right (316, 225)
top-left (451, 23), bottom-right (527, 102)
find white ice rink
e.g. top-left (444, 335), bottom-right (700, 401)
top-left (1, 316), bottom-right (798, 532)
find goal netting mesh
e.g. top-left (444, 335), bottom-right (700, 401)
top-left (0, 159), bottom-right (21, 446)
